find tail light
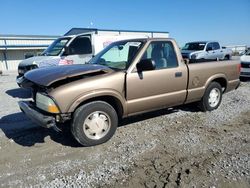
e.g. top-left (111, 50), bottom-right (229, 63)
top-left (59, 59), bottom-right (73, 65)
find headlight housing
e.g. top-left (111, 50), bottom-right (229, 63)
top-left (36, 93), bottom-right (60, 113)
top-left (18, 69), bottom-right (25, 74)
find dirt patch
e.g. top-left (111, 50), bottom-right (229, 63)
top-left (110, 111), bottom-right (250, 188)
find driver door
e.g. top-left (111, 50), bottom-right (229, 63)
top-left (205, 42), bottom-right (216, 59)
top-left (66, 35), bottom-right (93, 64)
top-left (126, 41), bottom-right (187, 115)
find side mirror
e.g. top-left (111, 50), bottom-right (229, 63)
top-left (183, 58), bottom-right (189, 64)
top-left (64, 46), bottom-right (71, 55)
top-left (206, 47), bottom-right (213, 51)
top-left (136, 59), bottom-right (155, 72)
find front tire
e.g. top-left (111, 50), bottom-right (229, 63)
top-left (199, 82), bottom-right (222, 112)
top-left (224, 55), bottom-right (230, 60)
top-left (71, 101), bottom-right (118, 146)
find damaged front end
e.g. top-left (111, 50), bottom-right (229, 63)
top-left (18, 87), bottom-right (70, 132)
top-left (18, 64), bottom-right (112, 131)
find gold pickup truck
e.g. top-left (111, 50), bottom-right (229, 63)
top-left (18, 38), bottom-right (240, 146)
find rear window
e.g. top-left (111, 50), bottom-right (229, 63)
top-left (245, 50), bottom-right (250, 55)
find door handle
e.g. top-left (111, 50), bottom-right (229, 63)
top-left (175, 72), bottom-right (182, 77)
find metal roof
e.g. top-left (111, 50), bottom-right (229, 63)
top-left (0, 34), bottom-right (59, 50)
top-left (0, 34), bottom-right (60, 40)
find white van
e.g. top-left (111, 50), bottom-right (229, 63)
top-left (17, 28), bottom-right (169, 81)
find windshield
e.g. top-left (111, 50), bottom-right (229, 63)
top-left (182, 42), bottom-right (206, 51)
top-left (89, 40), bottom-right (144, 70)
top-left (245, 50), bottom-right (250, 56)
top-left (42, 37), bottom-right (70, 56)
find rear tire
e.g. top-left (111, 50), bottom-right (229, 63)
top-left (71, 101), bottom-right (118, 146)
top-left (199, 82), bottom-right (222, 112)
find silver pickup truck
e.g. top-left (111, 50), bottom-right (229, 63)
top-left (181, 41), bottom-right (232, 61)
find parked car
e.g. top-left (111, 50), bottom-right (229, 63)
top-left (18, 38), bottom-right (240, 146)
top-left (16, 28), bottom-right (169, 85)
top-left (240, 49), bottom-right (250, 78)
top-left (181, 41), bottom-right (232, 61)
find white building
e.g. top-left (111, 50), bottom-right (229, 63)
top-left (0, 35), bottom-right (59, 71)
top-left (0, 28), bottom-right (169, 72)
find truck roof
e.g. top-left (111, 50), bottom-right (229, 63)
top-left (99, 38), bottom-right (175, 43)
top-left (186, 41), bottom-right (219, 44)
top-left (64, 28), bottom-right (169, 36)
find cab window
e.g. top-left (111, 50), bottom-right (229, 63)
top-left (141, 41), bottom-right (178, 69)
top-left (206, 43), bottom-right (213, 51)
top-left (69, 36), bottom-right (92, 55)
top-left (212, 42), bottom-right (220, 50)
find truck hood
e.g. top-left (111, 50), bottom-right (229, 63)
top-left (181, 50), bottom-right (195, 58)
top-left (181, 50), bottom-right (204, 54)
top-left (19, 56), bottom-right (60, 67)
top-left (23, 64), bottom-right (112, 87)
top-left (181, 50), bottom-right (204, 59)
top-left (181, 50), bottom-right (195, 54)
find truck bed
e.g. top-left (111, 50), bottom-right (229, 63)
top-left (185, 60), bottom-right (240, 103)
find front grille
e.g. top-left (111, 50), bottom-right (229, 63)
top-left (182, 53), bottom-right (189, 59)
top-left (241, 72), bottom-right (250, 76)
top-left (18, 65), bottom-right (38, 76)
top-left (241, 62), bottom-right (250, 68)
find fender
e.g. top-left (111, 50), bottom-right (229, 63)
top-left (67, 89), bottom-right (127, 115)
top-left (185, 73), bottom-right (227, 104)
top-left (204, 73), bottom-right (227, 92)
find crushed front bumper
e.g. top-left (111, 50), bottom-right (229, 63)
top-left (18, 101), bottom-right (56, 129)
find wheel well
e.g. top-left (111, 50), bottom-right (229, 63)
top-left (74, 96), bottom-right (124, 119)
top-left (212, 78), bottom-right (227, 92)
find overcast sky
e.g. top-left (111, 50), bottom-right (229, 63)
top-left (1, 0), bottom-right (250, 46)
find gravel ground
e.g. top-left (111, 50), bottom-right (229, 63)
top-left (0, 72), bottom-right (249, 188)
